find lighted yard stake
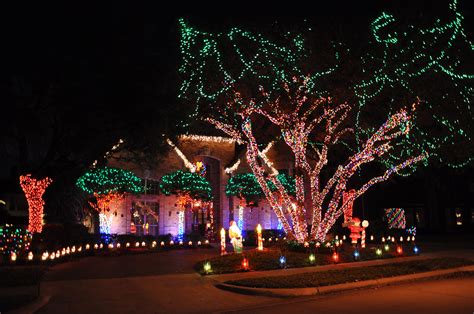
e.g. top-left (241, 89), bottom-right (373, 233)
top-left (376, 248), bottom-right (382, 257)
top-left (309, 253), bottom-right (316, 264)
top-left (397, 246), bottom-right (403, 254)
top-left (242, 257), bottom-right (249, 270)
top-left (384, 244), bottom-right (390, 251)
top-left (28, 252), bottom-right (34, 261)
top-left (220, 228), bottom-right (226, 256)
top-left (413, 246), bottom-right (419, 254)
top-left (203, 261), bottom-right (212, 274)
top-left (332, 252), bottom-right (339, 262)
top-left (279, 256), bottom-right (286, 268)
top-left (256, 224), bottom-right (263, 251)
top-left (353, 249), bottom-right (360, 260)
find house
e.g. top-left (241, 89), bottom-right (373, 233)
top-left (104, 135), bottom-right (294, 238)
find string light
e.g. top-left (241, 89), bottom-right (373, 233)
top-left (256, 224), bottom-right (263, 251)
top-left (76, 167), bottom-right (143, 195)
top-left (160, 170), bottom-right (213, 202)
top-left (177, 211), bottom-right (185, 241)
top-left (355, 0), bottom-right (473, 170)
top-left (237, 205), bottom-right (244, 231)
top-left (178, 2), bottom-right (471, 242)
top-left (0, 225), bottom-right (32, 257)
top-left (179, 134), bottom-right (236, 144)
top-left (19, 175), bottom-right (52, 233)
top-left (385, 208), bottom-right (407, 229)
top-left (225, 159), bottom-right (241, 174)
top-left (166, 139), bottom-right (196, 172)
top-left (220, 228), bottom-right (226, 256)
top-left (207, 77), bottom-right (426, 243)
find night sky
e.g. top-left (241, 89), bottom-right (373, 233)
top-left (0, 0), bottom-right (472, 180)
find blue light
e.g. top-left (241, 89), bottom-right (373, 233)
top-left (277, 219), bottom-right (283, 231)
top-left (354, 250), bottom-right (360, 259)
top-left (413, 246), bottom-right (419, 254)
top-left (279, 256), bottom-right (286, 266)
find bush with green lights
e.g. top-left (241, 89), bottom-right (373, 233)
top-left (160, 170), bottom-right (213, 201)
top-left (76, 166), bottom-right (144, 195)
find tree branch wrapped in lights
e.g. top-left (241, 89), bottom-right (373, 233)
top-left (207, 77), bottom-right (427, 243)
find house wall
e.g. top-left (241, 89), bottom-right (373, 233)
top-left (105, 136), bottom-right (288, 237)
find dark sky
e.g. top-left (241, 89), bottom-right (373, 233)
top-left (0, 0), bottom-right (472, 180)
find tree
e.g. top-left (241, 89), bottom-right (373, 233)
top-left (226, 173), bottom-right (296, 205)
top-left (160, 170), bottom-right (212, 202)
top-left (226, 172), bottom-right (295, 231)
top-left (178, 0), bottom-right (473, 171)
top-left (207, 77), bottom-right (427, 242)
top-left (177, 1), bottom-right (472, 242)
top-left (76, 167), bottom-right (143, 234)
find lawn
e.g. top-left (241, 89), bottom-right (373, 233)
top-left (225, 257), bottom-right (474, 288)
top-left (195, 244), bottom-right (418, 275)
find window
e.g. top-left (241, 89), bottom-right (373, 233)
top-left (131, 201), bottom-right (160, 236)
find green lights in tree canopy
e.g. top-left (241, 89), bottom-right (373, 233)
top-left (226, 173), bottom-right (296, 204)
top-left (76, 167), bottom-right (144, 195)
top-left (160, 170), bottom-right (213, 201)
top-left (226, 173), bottom-right (263, 203)
top-left (178, 0), bottom-right (473, 170)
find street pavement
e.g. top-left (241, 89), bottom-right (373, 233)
top-left (224, 276), bottom-right (474, 314)
top-left (25, 244), bottom-right (474, 313)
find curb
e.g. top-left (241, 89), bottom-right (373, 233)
top-left (215, 265), bottom-right (474, 297)
top-left (10, 295), bottom-right (51, 314)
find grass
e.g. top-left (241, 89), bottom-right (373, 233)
top-left (225, 257), bottom-right (473, 288)
top-left (195, 244), bottom-right (417, 275)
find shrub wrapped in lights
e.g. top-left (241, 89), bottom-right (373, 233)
top-left (76, 167), bottom-right (143, 234)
